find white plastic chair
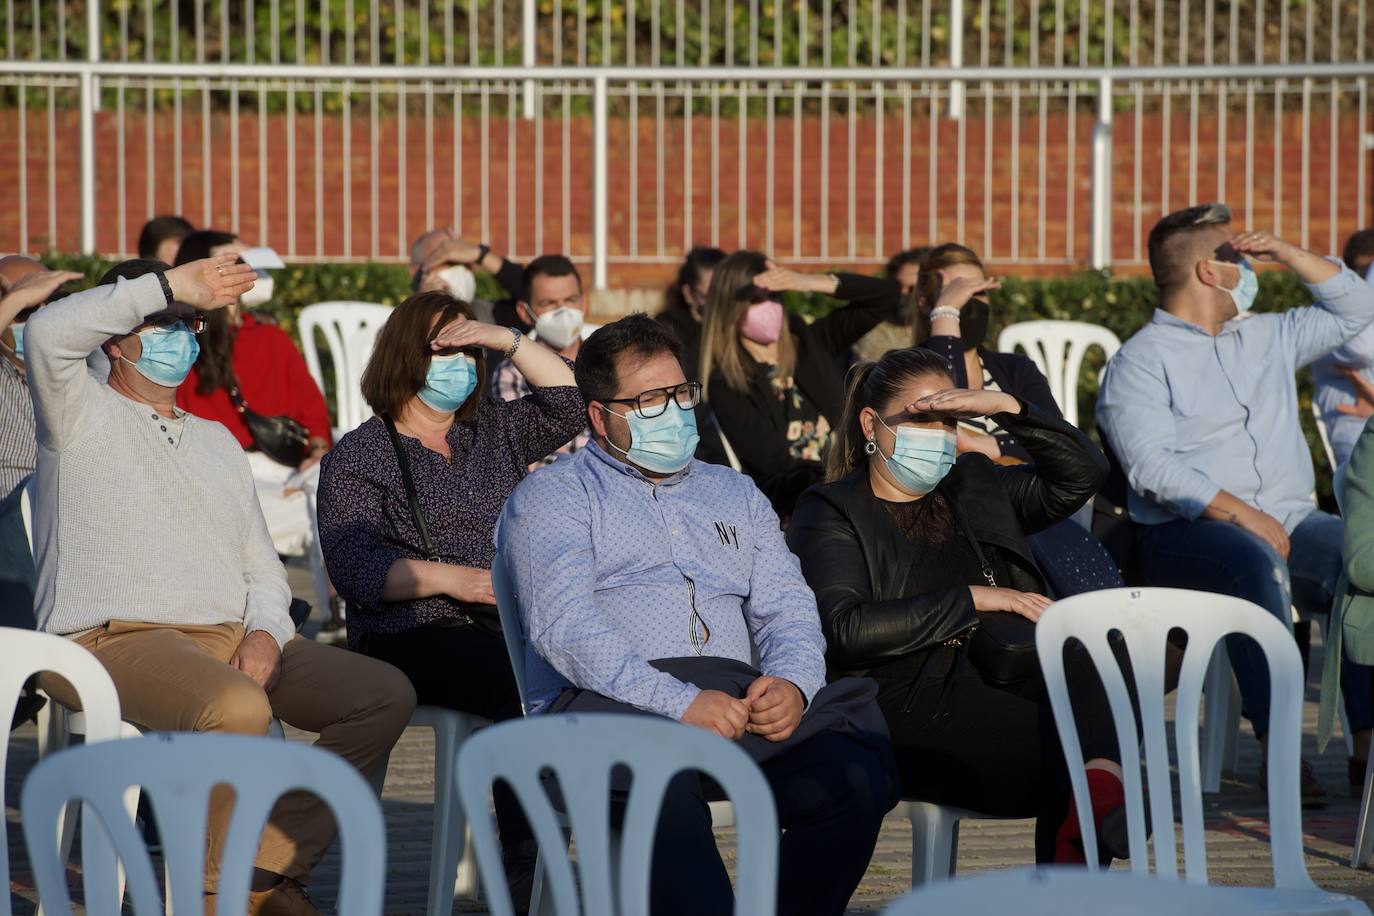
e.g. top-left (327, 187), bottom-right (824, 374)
top-left (1, 631), bottom-right (126, 916)
top-left (455, 714), bottom-right (778, 916)
top-left (296, 302), bottom-right (393, 438)
top-left (1035, 587), bottom-right (1366, 913)
top-left (891, 800), bottom-right (1022, 886)
top-left (1313, 401), bottom-right (1338, 472)
top-left (997, 320), bottom-right (1122, 428)
top-left (22, 733), bottom-right (385, 916)
top-left (880, 866), bottom-right (1282, 916)
top-left (366, 705), bottom-right (489, 916)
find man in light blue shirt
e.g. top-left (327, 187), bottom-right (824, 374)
top-left (1312, 232), bottom-right (1374, 467)
top-left (1098, 204), bottom-right (1374, 805)
top-left (498, 314), bottom-right (896, 916)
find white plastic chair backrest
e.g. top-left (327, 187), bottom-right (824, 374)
top-left (19, 474), bottom-right (33, 547)
top-left (1, 631), bottom-right (124, 916)
top-left (1311, 401), bottom-right (1338, 472)
top-left (489, 546), bottom-right (530, 715)
top-left (1034, 588), bottom-right (1310, 888)
top-left (880, 866), bottom-right (1272, 916)
top-left (455, 714), bottom-right (778, 916)
top-left (21, 733), bottom-right (385, 916)
top-left (297, 302), bottom-right (393, 434)
top-left (996, 320), bottom-right (1122, 428)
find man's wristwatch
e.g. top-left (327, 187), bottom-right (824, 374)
top-left (155, 271), bottom-right (175, 305)
top-left (504, 327), bottom-right (522, 359)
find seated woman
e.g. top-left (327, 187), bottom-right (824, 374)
top-left (700, 251), bottom-right (900, 517)
top-left (316, 289), bottom-right (584, 902)
top-left (787, 347), bottom-right (1127, 864)
top-left (172, 230), bottom-right (346, 638)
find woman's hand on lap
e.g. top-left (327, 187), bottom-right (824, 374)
top-left (969, 586), bottom-right (1052, 622)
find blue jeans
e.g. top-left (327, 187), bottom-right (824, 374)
top-left (1136, 510), bottom-right (1370, 737)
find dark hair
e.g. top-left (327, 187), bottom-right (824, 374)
top-left (575, 314), bottom-right (682, 406)
top-left (827, 348), bottom-right (954, 482)
top-left (1344, 229), bottom-right (1374, 276)
top-left (174, 229), bottom-right (240, 267)
top-left (522, 254), bottom-right (581, 303)
top-left (1146, 202), bottom-right (1233, 292)
top-left (360, 291), bottom-right (484, 421)
top-left (98, 258), bottom-right (170, 287)
top-left (171, 230), bottom-right (243, 394)
top-left (910, 243), bottom-right (986, 346)
top-left (136, 216), bottom-right (194, 260)
top-left (665, 246), bottom-right (727, 313)
top-left (885, 246), bottom-right (930, 278)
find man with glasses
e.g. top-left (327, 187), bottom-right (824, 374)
top-left (1098, 203), bottom-right (1374, 808)
top-left (26, 257), bottom-right (416, 916)
top-left (498, 315), bottom-right (897, 916)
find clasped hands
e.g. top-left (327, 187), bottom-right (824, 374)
top-left (681, 675), bottom-right (805, 743)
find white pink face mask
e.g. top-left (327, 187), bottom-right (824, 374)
top-left (739, 300), bottom-right (785, 345)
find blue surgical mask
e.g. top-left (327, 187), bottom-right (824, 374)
top-left (877, 418), bottom-right (956, 496)
top-left (1216, 259), bottom-right (1258, 314)
top-left (120, 323), bottom-right (200, 387)
top-left (417, 352), bottom-right (478, 413)
top-left (2, 322), bottom-right (23, 360)
top-left (604, 403), bottom-right (701, 475)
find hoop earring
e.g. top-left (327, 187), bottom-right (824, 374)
top-left (864, 440), bottom-right (877, 455)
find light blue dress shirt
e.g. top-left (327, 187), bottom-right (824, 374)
top-left (1312, 263), bottom-right (1374, 468)
top-left (1097, 265), bottom-right (1374, 532)
top-left (497, 440), bottom-right (828, 719)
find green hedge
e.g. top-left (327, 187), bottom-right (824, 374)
top-left (39, 252), bottom-right (1338, 506)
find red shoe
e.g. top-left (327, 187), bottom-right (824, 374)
top-left (1054, 769), bottom-right (1137, 865)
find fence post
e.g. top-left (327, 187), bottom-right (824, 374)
top-left (948, 0), bottom-right (964, 120)
top-left (79, 69), bottom-right (96, 253)
top-left (1090, 76), bottom-right (1114, 270)
top-left (87, 0), bottom-right (100, 112)
top-left (521, 0), bottom-right (536, 119)
top-left (593, 74), bottom-right (609, 290)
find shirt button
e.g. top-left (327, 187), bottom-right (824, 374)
top-left (167, 437), bottom-right (174, 444)
top-left (672, 528), bottom-right (680, 535)
top-left (160, 425), bottom-right (167, 431)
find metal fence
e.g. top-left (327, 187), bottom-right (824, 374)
top-left (1, 2), bottom-right (1372, 286)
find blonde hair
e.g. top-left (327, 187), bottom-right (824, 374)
top-left (699, 250), bottom-right (796, 399)
top-left (911, 243), bottom-right (986, 346)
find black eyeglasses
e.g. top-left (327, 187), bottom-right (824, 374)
top-left (603, 382), bottom-right (702, 418)
top-left (147, 314), bottom-right (208, 334)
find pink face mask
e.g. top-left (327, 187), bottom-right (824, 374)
top-left (739, 300), bottom-right (785, 345)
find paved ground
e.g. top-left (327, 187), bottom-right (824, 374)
top-left (8, 559), bottom-right (1374, 913)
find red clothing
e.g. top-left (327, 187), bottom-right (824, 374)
top-left (176, 313), bottom-right (333, 449)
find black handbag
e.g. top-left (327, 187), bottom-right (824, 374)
top-left (948, 501), bottom-right (1040, 686)
top-left (382, 416), bottom-right (503, 637)
top-left (227, 376), bottom-right (310, 467)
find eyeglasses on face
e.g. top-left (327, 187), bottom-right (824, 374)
top-left (603, 381), bottom-right (702, 418)
top-left (146, 314), bottom-right (208, 334)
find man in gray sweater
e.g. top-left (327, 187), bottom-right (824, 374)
top-left (26, 254), bottom-right (417, 916)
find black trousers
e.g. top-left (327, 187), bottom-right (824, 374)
top-left (874, 643), bottom-right (1119, 863)
top-left (360, 621), bottom-right (532, 850)
top-left (553, 658), bottom-right (899, 916)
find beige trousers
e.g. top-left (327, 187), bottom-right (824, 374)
top-left (46, 620), bottom-right (416, 887)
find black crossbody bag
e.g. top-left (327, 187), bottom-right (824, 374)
top-left (382, 416), bottom-right (502, 636)
top-left (227, 375), bottom-right (311, 467)
top-left (947, 502), bottom-right (1040, 686)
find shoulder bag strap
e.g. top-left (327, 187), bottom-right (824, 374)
top-left (383, 415), bottom-right (441, 563)
top-left (946, 497), bottom-right (998, 589)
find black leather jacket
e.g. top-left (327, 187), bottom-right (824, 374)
top-left (786, 402), bottom-right (1108, 678)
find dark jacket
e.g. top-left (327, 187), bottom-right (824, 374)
top-left (786, 402), bottom-right (1108, 678)
top-left (708, 272), bottom-right (901, 513)
top-left (919, 334), bottom-right (1061, 463)
top-left (655, 302), bottom-right (704, 383)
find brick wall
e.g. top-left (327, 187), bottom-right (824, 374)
top-left (1, 104), bottom-right (1369, 285)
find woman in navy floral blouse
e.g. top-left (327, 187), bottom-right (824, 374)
top-left (316, 289), bottom-right (583, 902)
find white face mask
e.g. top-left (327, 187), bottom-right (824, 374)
top-left (239, 272), bottom-right (275, 307)
top-left (436, 264), bottom-right (477, 303)
top-left (534, 306), bottom-right (585, 349)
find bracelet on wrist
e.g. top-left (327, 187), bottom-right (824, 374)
top-left (504, 327), bottom-right (522, 360)
top-left (929, 306), bottom-right (961, 322)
